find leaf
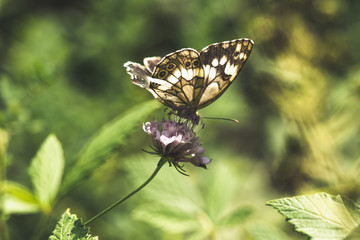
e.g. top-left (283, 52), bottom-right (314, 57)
top-left (247, 222), bottom-right (290, 240)
top-left (218, 206), bottom-right (253, 227)
top-left (134, 205), bottom-right (201, 233)
top-left (48, 209), bottom-right (98, 240)
top-left (267, 192), bottom-right (360, 240)
top-left (61, 100), bottom-right (161, 194)
top-left (28, 134), bottom-right (64, 213)
top-left (125, 154), bottom-right (205, 233)
top-left (127, 154), bottom-right (255, 237)
top-left (3, 181), bottom-right (40, 214)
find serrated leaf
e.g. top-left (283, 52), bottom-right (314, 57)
top-left (267, 192), bottom-right (360, 240)
top-left (3, 181), bottom-right (40, 214)
top-left (48, 209), bottom-right (98, 240)
top-left (61, 100), bottom-right (161, 194)
top-left (28, 134), bottom-right (64, 213)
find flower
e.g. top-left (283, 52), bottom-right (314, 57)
top-left (143, 119), bottom-right (211, 173)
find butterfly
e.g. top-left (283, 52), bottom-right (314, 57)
top-left (124, 38), bottom-right (254, 122)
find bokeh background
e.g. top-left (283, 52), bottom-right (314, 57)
top-left (1, 0), bottom-right (360, 239)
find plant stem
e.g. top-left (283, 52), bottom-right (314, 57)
top-left (85, 157), bottom-right (167, 225)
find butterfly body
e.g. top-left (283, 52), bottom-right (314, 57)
top-left (124, 38), bottom-right (254, 118)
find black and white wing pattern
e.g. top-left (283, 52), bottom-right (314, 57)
top-left (124, 38), bottom-right (254, 113)
top-left (150, 48), bottom-right (205, 109)
top-left (198, 38), bottom-right (254, 108)
top-left (125, 49), bottom-right (206, 109)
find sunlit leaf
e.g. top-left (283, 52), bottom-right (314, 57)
top-left (49, 209), bottom-right (98, 240)
top-left (3, 181), bottom-right (40, 214)
top-left (126, 154), bottom-right (205, 234)
top-left (28, 134), bottom-right (64, 213)
top-left (61, 100), bottom-right (161, 193)
top-left (267, 192), bottom-right (360, 240)
top-left (127, 154), bottom-right (257, 238)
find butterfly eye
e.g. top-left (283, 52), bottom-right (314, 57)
top-left (158, 70), bottom-right (168, 79)
top-left (192, 60), bottom-right (200, 67)
top-left (185, 61), bottom-right (191, 68)
top-left (166, 63), bottom-right (175, 71)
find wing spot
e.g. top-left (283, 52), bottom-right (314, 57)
top-left (167, 75), bottom-right (179, 84)
top-left (224, 62), bottom-right (237, 75)
top-left (166, 63), bottom-right (176, 71)
top-left (204, 65), bottom-right (211, 78)
top-left (236, 44), bottom-right (242, 53)
top-left (211, 58), bottom-right (219, 67)
top-left (220, 55), bottom-right (227, 65)
top-left (209, 67), bottom-right (217, 80)
top-left (222, 42), bottom-right (230, 48)
top-left (193, 59), bottom-right (200, 67)
top-left (173, 70), bottom-right (181, 78)
top-left (181, 67), bottom-right (190, 81)
top-left (158, 70), bottom-right (168, 79)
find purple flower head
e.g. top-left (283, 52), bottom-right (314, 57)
top-left (143, 119), bottom-right (211, 173)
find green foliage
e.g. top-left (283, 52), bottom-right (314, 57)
top-left (61, 100), bottom-right (161, 193)
top-left (1, 0), bottom-right (360, 239)
top-left (28, 134), bottom-right (64, 213)
top-left (267, 193), bottom-right (360, 239)
top-left (2, 181), bottom-right (40, 214)
top-left (246, 222), bottom-right (290, 240)
top-left (49, 209), bottom-right (98, 240)
top-left (124, 154), bottom-right (260, 239)
top-left (5, 17), bottom-right (69, 87)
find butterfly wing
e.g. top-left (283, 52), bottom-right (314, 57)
top-left (150, 48), bottom-right (205, 109)
top-left (144, 56), bottom-right (162, 73)
top-left (198, 38), bottom-right (254, 108)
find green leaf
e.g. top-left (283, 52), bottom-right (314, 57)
top-left (61, 100), bottom-right (161, 194)
top-left (28, 134), bottom-right (64, 213)
top-left (3, 181), bottom-right (40, 214)
top-left (49, 209), bottom-right (98, 240)
top-left (126, 154), bottom-right (205, 233)
top-left (134, 205), bottom-right (201, 233)
top-left (267, 192), bottom-right (360, 240)
top-left (218, 206), bottom-right (253, 226)
top-left (247, 222), bottom-right (290, 240)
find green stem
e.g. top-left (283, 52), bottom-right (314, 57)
top-left (85, 157), bottom-right (167, 225)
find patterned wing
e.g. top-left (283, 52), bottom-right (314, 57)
top-left (150, 48), bottom-right (205, 109)
top-left (144, 56), bottom-right (161, 73)
top-left (124, 61), bottom-right (152, 89)
top-left (124, 56), bottom-right (162, 96)
top-left (198, 38), bottom-right (254, 108)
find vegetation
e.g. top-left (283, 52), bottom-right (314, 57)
top-left (1, 0), bottom-right (360, 239)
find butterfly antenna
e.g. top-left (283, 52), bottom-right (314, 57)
top-left (202, 116), bottom-right (240, 124)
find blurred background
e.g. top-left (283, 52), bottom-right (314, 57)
top-left (1, 0), bottom-right (360, 239)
